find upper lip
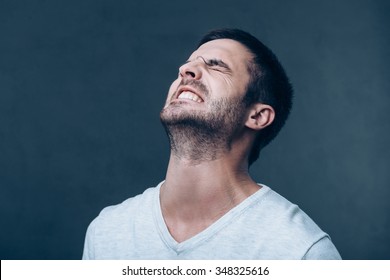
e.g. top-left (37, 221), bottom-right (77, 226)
top-left (175, 85), bottom-right (205, 102)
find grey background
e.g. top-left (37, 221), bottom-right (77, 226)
top-left (0, 0), bottom-right (389, 259)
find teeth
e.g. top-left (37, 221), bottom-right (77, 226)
top-left (178, 91), bottom-right (203, 103)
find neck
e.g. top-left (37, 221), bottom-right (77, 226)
top-left (160, 151), bottom-right (260, 242)
top-left (163, 119), bottom-right (234, 163)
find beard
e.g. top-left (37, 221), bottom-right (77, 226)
top-left (160, 93), bottom-right (248, 163)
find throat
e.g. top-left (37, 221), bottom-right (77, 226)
top-left (164, 120), bottom-right (232, 163)
top-left (160, 176), bottom-right (260, 243)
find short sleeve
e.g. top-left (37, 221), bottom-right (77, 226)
top-left (302, 236), bottom-right (342, 260)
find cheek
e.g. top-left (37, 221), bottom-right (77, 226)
top-left (211, 77), bottom-right (236, 98)
top-left (225, 76), bottom-right (249, 99)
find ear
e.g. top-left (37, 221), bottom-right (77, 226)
top-left (245, 103), bottom-right (275, 131)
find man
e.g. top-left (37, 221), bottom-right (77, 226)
top-left (82, 28), bottom-right (341, 259)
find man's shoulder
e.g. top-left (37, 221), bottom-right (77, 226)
top-left (82, 184), bottom-right (161, 259)
top-left (95, 184), bottom-right (159, 223)
top-left (239, 185), bottom-right (341, 259)
top-left (249, 185), bottom-right (330, 248)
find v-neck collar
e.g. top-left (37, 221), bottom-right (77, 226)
top-left (152, 181), bottom-right (270, 255)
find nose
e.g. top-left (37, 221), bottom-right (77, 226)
top-left (179, 60), bottom-right (202, 80)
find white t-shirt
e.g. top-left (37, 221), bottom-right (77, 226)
top-left (82, 182), bottom-right (341, 259)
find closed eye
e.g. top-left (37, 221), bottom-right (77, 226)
top-left (204, 58), bottom-right (231, 72)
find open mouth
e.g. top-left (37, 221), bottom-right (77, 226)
top-left (176, 87), bottom-right (204, 103)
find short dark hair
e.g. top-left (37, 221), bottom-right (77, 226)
top-left (198, 28), bottom-right (293, 165)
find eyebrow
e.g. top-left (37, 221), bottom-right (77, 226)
top-left (184, 56), bottom-right (232, 71)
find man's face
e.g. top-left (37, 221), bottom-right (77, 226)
top-left (161, 39), bottom-right (253, 129)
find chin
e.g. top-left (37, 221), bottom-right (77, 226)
top-left (162, 103), bottom-right (200, 119)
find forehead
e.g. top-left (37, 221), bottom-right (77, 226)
top-left (190, 39), bottom-right (253, 68)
